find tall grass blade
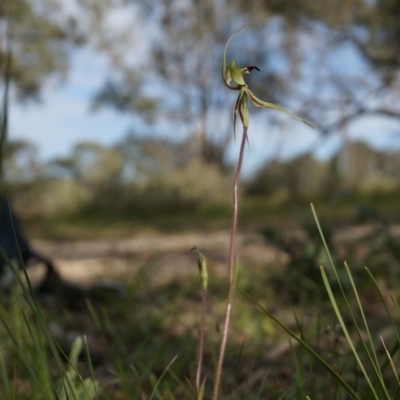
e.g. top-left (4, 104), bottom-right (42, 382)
top-left (344, 262), bottom-right (380, 368)
top-left (343, 262), bottom-right (389, 394)
top-left (148, 355), bottom-right (178, 400)
top-left (0, 313), bottom-right (54, 398)
top-left (365, 268), bottom-right (400, 344)
top-left (0, 345), bottom-right (12, 399)
top-left (313, 204), bottom-right (390, 398)
top-left (84, 335), bottom-right (99, 400)
top-left (290, 338), bottom-right (306, 400)
top-left (196, 378), bottom-right (206, 400)
top-left (320, 267), bottom-right (385, 399)
top-left (242, 290), bottom-right (360, 400)
top-left (381, 336), bottom-right (400, 389)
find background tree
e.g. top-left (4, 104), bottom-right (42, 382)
top-left (3, 0), bottom-right (399, 196)
top-left (78, 0), bottom-right (400, 178)
top-left (0, 0), bottom-right (84, 100)
top-left (3, 139), bottom-right (39, 183)
top-left (0, 0), bottom-right (85, 194)
top-left (81, 0), bottom-right (301, 170)
top-left (234, 0), bottom-right (400, 132)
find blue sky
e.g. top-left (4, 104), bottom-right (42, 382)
top-left (10, 49), bottom-right (132, 159)
top-left (8, 16), bottom-right (400, 177)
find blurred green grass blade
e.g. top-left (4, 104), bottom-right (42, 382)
top-left (372, 280), bottom-right (400, 373)
top-left (320, 267), bottom-right (386, 400)
top-left (21, 311), bottom-right (56, 396)
top-left (344, 262), bottom-right (388, 392)
top-left (344, 262), bottom-right (378, 363)
top-left (84, 335), bottom-right (99, 400)
top-left (242, 290), bottom-right (361, 400)
top-left (86, 299), bottom-right (102, 331)
top-left (292, 313), bottom-right (306, 396)
top-left (0, 252), bottom-right (80, 399)
top-left (310, 204), bottom-right (337, 274)
top-left (149, 355), bottom-right (178, 400)
top-left (290, 339), bottom-right (306, 400)
top-left (196, 378), bottom-right (206, 400)
top-left (365, 268), bottom-right (400, 344)
top-left (28, 306), bottom-right (78, 399)
top-left (0, 247), bottom-right (29, 297)
top-left (57, 337), bottom-right (98, 400)
top-left (380, 336), bottom-right (400, 388)
top-left (23, 312), bottom-right (91, 400)
top-left (0, 346), bottom-right (12, 399)
top-left (311, 203), bottom-right (350, 298)
top-left (0, 314), bottom-right (48, 397)
top-left (313, 204), bottom-right (392, 398)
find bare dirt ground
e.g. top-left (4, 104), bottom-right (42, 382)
top-left (30, 231), bottom-right (288, 288)
top-left (29, 224), bottom-right (400, 288)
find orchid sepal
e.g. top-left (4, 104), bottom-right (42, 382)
top-left (247, 90), bottom-right (316, 129)
top-left (222, 26), bottom-right (246, 89)
top-left (233, 88), bottom-right (246, 138)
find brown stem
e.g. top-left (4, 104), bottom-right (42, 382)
top-left (212, 127), bottom-right (248, 400)
top-left (195, 289), bottom-right (207, 394)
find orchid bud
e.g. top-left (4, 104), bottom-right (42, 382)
top-left (191, 246), bottom-right (208, 291)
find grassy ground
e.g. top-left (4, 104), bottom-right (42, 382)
top-left (2, 249), bottom-right (399, 399)
top-left (2, 195), bottom-right (400, 398)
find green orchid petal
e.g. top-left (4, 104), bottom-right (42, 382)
top-left (225, 63), bottom-right (261, 88)
top-left (223, 64), bottom-right (232, 87)
top-left (222, 26), bottom-right (246, 89)
top-left (239, 93), bottom-right (249, 129)
top-left (233, 88), bottom-right (246, 138)
top-left (223, 61), bottom-right (241, 88)
top-left (229, 61), bottom-right (247, 87)
top-left (247, 89), bottom-right (315, 129)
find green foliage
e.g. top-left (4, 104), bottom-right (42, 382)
top-left (246, 154), bottom-right (333, 198)
top-left (74, 0), bottom-right (400, 171)
top-left (0, 0), bottom-right (83, 100)
top-left (2, 210), bottom-right (400, 398)
top-left (247, 142), bottom-right (400, 199)
top-left (260, 203), bottom-right (400, 306)
top-left (313, 203), bottom-right (400, 399)
top-left (243, 205), bottom-right (400, 399)
top-left (235, 0), bottom-right (400, 78)
top-left (56, 337), bottom-right (98, 400)
top-left (260, 221), bottom-right (335, 302)
top-left (0, 279), bottom-right (97, 399)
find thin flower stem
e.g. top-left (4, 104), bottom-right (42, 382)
top-left (229, 126), bottom-right (247, 285)
top-left (196, 289), bottom-right (207, 394)
top-left (212, 127), bottom-right (248, 400)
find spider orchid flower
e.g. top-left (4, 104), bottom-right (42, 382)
top-left (222, 27), bottom-right (315, 136)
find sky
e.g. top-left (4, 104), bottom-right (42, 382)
top-left (9, 49), bottom-right (133, 160)
top-left (7, 4), bottom-right (400, 177)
